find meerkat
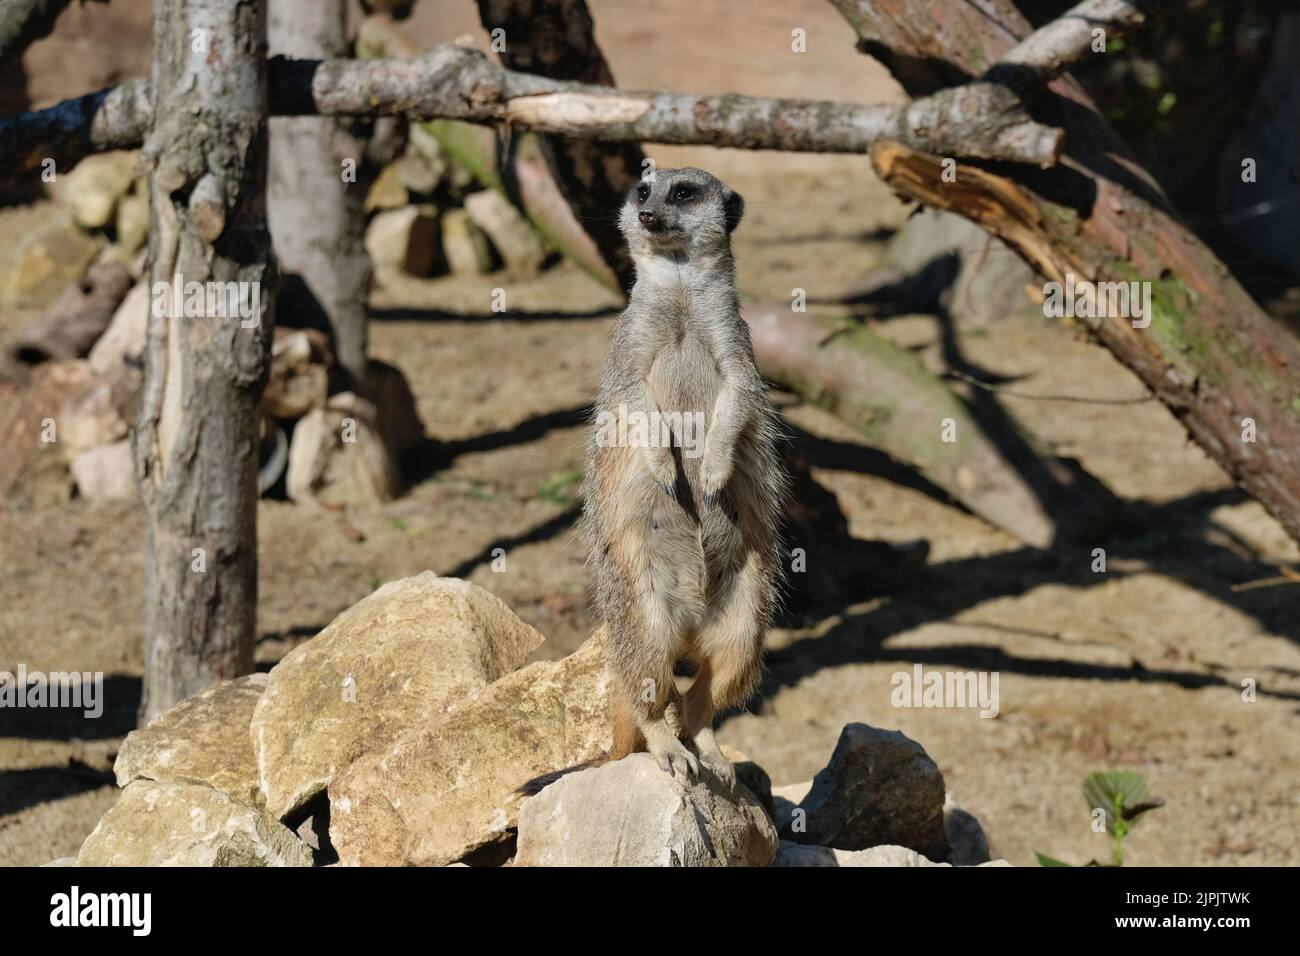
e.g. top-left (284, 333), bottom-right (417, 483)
top-left (582, 167), bottom-right (786, 785)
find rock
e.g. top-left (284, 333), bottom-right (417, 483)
top-left (364, 358), bottom-right (424, 455)
top-left (251, 573), bottom-right (544, 820)
top-left (70, 440), bottom-right (136, 502)
top-left (264, 328), bottom-right (331, 419)
top-left (330, 631), bottom-right (611, 866)
top-left (48, 151), bottom-right (138, 230)
top-left (285, 396), bottom-right (399, 505)
top-left (115, 191), bottom-right (149, 255)
top-left (771, 841), bottom-right (1011, 868)
top-left (440, 208), bottom-right (493, 275)
top-left (364, 163), bottom-right (409, 212)
top-left (770, 779), bottom-right (812, 831)
top-left (87, 280), bottom-right (149, 375)
top-left (840, 844), bottom-right (950, 867)
top-left (770, 841), bottom-right (841, 866)
top-left (57, 366), bottom-right (141, 458)
top-left (114, 674), bottom-right (267, 806)
top-left (77, 781), bottom-right (312, 867)
top-left (514, 752), bottom-right (778, 867)
top-left (0, 204), bottom-right (102, 309)
top-left (407, 123), bottom-right (448, 184)
top-left (782, 723), bottom-right (951, 862)
top-left (944, 795), bottom-right (992, 866)
top-left (41, 857), bottom-right (77, 867)
top-left (463, 190), bottom-right (546, 277)
top-left (722, 745), bottom-right (773, 819)
top-left (364, 204), bottom-right (440, 277)
top-left (8, 261), bottom-right (133, 366)
top-left (395, 152), bottom-right (440, 196)
top-left (0, 361), bottom-right (95, 503)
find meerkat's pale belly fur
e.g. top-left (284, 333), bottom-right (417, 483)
top-left (583, 265), bottom-right (785, 784)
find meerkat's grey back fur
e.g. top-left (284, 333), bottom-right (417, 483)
top-left (581, 167), bottom-right (787, 784)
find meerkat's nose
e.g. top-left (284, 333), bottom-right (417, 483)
top-left (638, 210), bottom-right (656, 227)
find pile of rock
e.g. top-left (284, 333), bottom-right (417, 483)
top-left (364, 126), bottom-right (549, 301)
top-left (67, 572), bottom-right (1007, 868)
top-left (2, 124), bottom-right (560, 507)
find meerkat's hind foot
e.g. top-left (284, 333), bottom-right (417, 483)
top-left (646, 729), bottom-right (699, 780)
top-left (691, 726), bottom-right (736, 788)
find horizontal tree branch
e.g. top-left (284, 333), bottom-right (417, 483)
top-left (986, 0), bottom-right (1178, 91)
top-left (0, 42), bottom-right (1064, 184)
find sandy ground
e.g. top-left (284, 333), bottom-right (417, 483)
top-left (3, 0), bottom-right (1299, 867)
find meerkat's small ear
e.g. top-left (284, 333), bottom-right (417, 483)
top-left (723, 189), bottom-right (745, 233)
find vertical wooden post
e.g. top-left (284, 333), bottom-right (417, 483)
top-left (133, 0), bottom-right (275, 721)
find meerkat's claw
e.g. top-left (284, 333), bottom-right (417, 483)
top-left (702, 754), bottom-right (736, 788)
top-left (650, 737), bottom-right (699, 780)
top-left (691, 727), bottom-right (735, 787)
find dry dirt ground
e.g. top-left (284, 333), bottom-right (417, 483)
top-left (2, 0), bottom-right (1299, 867)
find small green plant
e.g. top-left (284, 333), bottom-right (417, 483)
top-left (1036, 771), bottom-right (1165, 867)
top-left (537, 468), bottom-right (583, 505)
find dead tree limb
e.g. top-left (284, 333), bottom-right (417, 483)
top-left (0, 42), bottom-right (1064, 186)
top-left (987, 0), bottom-right (1179, 91)
top-left (834, 0), bottom-right (1300, 546)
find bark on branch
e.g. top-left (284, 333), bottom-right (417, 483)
top-left (835, 0), bottom-right (1300, 547)
top-left (0, 41), bottom-right (1064, 185)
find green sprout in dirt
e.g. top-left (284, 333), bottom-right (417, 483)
top-left (1036, 772), bottom-right (1165, 867)
top-left (537, 468), bottom-right (583, 506)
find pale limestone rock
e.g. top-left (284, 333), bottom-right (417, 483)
top-left (514, 752), bottom-right (778, 867)
top-left (463, 190), bottom-right (546, 277)
top-left (70, 440), bottom-right (135, 502)
top-left (330, 631), bottom-right (611, 866)
top-left (252, 573), bottom-right (544, 820)
top-left (77, 781), bottom-right (312, 867)
top-left (114, 674), bottom-right (267, 806)
top-left (88, 280), bottom-right (148, 375)
top-left (440, 208), bottom-right (493, 275)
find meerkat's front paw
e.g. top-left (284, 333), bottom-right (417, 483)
top-left (641, 445), bottom-right (677, 498)
top-left (648, 736), bottom-right (699, 780)
top-left (698, 445), bottom-right (734, 509)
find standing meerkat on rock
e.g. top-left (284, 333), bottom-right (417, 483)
top-left (582, 167), bottom-right (787, 785)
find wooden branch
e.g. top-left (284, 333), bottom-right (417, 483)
top-left (0, 42), bottom-right (1064, 185)
top-left (987, 0), bottom-right (1179, 91)
top-left (0, 78), bottom-right (148, 181)
top-left (835, 0), bottom-right (1300, 546)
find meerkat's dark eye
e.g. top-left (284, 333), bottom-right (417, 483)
top-left (670, 185), bottom-right (696, 203)
top-left (636, 184), bottom-right (651, 202)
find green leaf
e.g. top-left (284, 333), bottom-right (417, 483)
top-left (1084, 772), bottom-right (1150, 834)
top-left (1035, 852), bottom-right (1073, 867)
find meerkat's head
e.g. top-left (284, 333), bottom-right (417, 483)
top-left (618, 168), bottom-right (744, 263)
